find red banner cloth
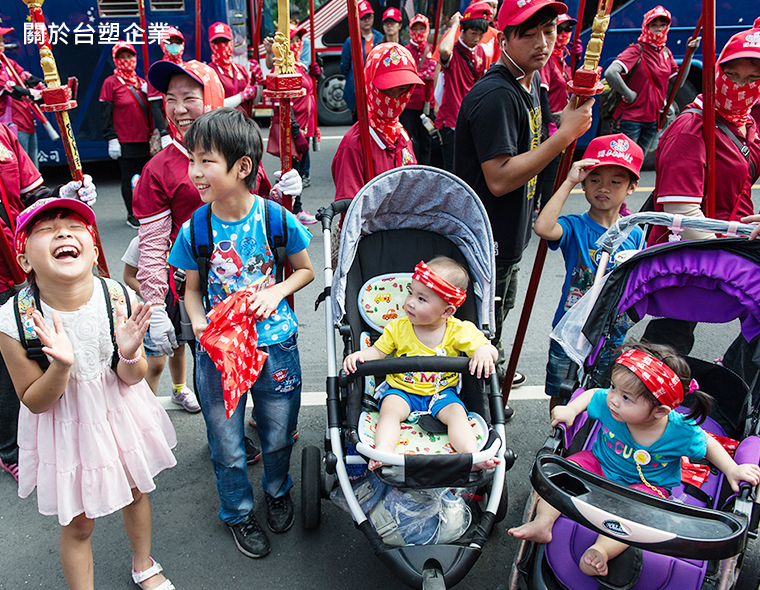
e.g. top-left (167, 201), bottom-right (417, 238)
top-left (681, 432), bottom-right (740, 489)
top-left (200, 289), bottom-right (269, 418)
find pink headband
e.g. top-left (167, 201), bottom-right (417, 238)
top-left (412, 261), bottom-right (467, 307)
top-left (615, 349), bottom-right (690, 408)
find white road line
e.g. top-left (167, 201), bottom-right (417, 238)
top-left (158, 385), bottom-right (546, 411)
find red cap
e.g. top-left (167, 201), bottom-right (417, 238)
top-left (208, 22), bottom-right (232, 42)
top-left (462, 1), bottom-right (492, 22)
top-left (15, 198), bottom-right (96, 254)
top-left (111, 41), bottom-right (136, 59)
top-left (557, 13), bottom-right (576, 26)
top-left (148, 59), bottom-right (224, 110)
top-left (289, 23), bottom-right (307, 39)
top-left (497, 0), bottom-right (567, 29)
top-left (642, 5), bottom-right (671, 26)
top-left (367, 43), bottom-right (423, 90)
top-left (160, 26), bottom-right (185, 43)
top-left (358, 1), bottom-right (374, 19)
top-left (0, 26), bottom-right (14, 36)
top-left (410, 14), bottom-right (430, 29)
top-left (754, 17), bottom-right (760, 29)
top-left (582, 133), bottom-right (644, 180)
top-left (382, 7), bottom-right (402, 22)
top-left (718, 28), bottom-right (760, 65)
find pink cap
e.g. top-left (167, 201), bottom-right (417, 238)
top-left (462, 1), bottom-right (492, 21)
top-left (582, 134), bottom-right (644, 180)
top-left (111, 41), bottom-right (136, 59)
top-left (754, 17), bottom-right (760, 29)
top-left (368, 43), bottom-right (424, 90)
top-left (497, 0), bottom-right (567, 29)
top-left (15, 198), bottom-right (96, 254)
top-left (382, 7), bottom-right (402, 22)
top-left (208, 22), bottom-right (232, 42)
top-left (358, 1), bottom-right (374, 19)
top-left (718, 28), bottom-right (760, 65)
top-left (0, 26), bottom-right (14, 36)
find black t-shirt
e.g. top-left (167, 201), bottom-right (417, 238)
top-left (454, 64), bottom-right (542, 265)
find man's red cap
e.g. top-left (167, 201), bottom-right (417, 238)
top-left (462, 2), bottom-right (492, 22)
top-left (497, 0), bottom-right (567, 30)
top-left (111, 41), bottom-right (137, 59)
top-left (382, 7), bottom-right (402, 22)
top-left (582, 133), bottom-right (644, 181)
top-left (718, 28), bottom-right (760, 65)
top-left (754, 17), bottom-right (760, 29)
top-left (289, 23), bottom-right (307, 39)
top-left (557, 13), bottom-right (577, 26)
top-left (358, 1), bottom-right (374, 19)
top-left (367, 43), bottom-right (423, 90)
top-left (208, 22), bottom-right (232, 42)
top-left (160, 25), bottom-right (185, 43)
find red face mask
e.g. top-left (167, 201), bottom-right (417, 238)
top-left (114, 55), bottom-right (139, 86)
top-left (638, 6), bottom-right (671, 50)
top-left (715, 66), bottom-right (760, 127)
top-left (365, 45), bottom-right (416, 144)
top-left (211, 40), bottom-right (233, 70)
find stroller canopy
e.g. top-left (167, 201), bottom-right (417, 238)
top-left (554, 239), bottom-right (760, 366)
top-left (332, 166), bottom-right (496, 331)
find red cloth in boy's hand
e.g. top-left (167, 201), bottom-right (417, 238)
top-left (200, 290), bottom-right (269, 419)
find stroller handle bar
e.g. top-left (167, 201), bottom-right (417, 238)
top-left (316, 199), bottom-right (351, 230)
top-left (355, 436), bottom-right (502, 467)
top-left (339, 356), bottom-right (473, 386)
top-left (596, 212), bottom-right (756, 253)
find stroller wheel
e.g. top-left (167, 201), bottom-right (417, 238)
top-left (301, 446), bottom-right (322, 530)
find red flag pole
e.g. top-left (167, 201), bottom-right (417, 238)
top-left (195, 0), bottom-right (201, 60)
top-left (568, 0), bottom-right (586, 72)
top-left (137, 0), bottom-right (151, 77)
top-left (502, 0), bottom-right (613, 403)
top-left (658, 14), bottom-right (702, 130)
top-left (309, 0), bottom-right (319, 151)
top-left (702, 0), bottom-right (715, 219)
top-left (253, 0), bottom-right (264, 60)
top-left (431, 0), bottom-right (444, 56)
top-left (347, 0), bottom-right (374, 182)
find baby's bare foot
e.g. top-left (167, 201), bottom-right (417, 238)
top-left (507, 517), bottom-right (553, 544)
top-left (368, 459), bottom-right (385, 471)
top-left (579, 545), bottom-right (609, 577)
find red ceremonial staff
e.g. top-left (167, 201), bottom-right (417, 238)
top-left (309, 0), bottom-right (319, 151)
top-left (347, 0), bottom-right (374, 181)
top-left (137, 0), bottom-right (151, 76)
top-left (702, 0), bottom-right (715, 218)
top-left (502, 0), bottom-right (614, 403)
top-left (21, 0), bottom-right (110, 278)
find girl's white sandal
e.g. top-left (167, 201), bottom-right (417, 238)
top-left (131, 557), bottom-right (176, 590)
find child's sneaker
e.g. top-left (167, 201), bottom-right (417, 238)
top-left (0, 458), bottom-right (18, 482)
top-left (296, 210), bottom-right (317, 225)
top-left (172, 387), bottom-right (201, 413)
top-left (245, 437), bottom-right (261, 464)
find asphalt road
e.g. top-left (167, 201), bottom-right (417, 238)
top-left (0, 126), bottom-right (756, 590)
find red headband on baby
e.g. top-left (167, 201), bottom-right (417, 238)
top-left (412, 261), bottom-right (467, 307)
top-left (615, 349), bottom-right (685, 409)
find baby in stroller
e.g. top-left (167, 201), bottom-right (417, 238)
top-left (509, 341), bottom-right (760, 579)
top-left (342, 257), bottom-right (499, 471)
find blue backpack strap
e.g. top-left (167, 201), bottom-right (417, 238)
top-left (189, 204), bottom-right (213, 311)
top-left (264, 199), bottom-right (288, 284)
top-left (100, 277), bottom-right (131, 370)
top-left (14, 284), bottom-right (49, 370)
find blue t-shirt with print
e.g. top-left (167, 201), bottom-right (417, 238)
top-left (587, 388), bottom-right (707, 490)
top-left (548, 212), bottom-right (643, 327)
top-left (168, 196), bottom-right (311, 347)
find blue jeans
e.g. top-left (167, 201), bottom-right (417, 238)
top-left (195, 333), bottom-right (301, 525)
top-left (616, 119), bottom-right (657, 154)
top-left (17, 129), bottom-right (38, 169)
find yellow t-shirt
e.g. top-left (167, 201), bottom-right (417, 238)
top-left (374, 316), bottom-right (489, 396)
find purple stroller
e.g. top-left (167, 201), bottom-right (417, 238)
top-left (513, 214), bottom-right (760, 590)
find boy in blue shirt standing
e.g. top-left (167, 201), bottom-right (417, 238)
top-left (534, 133), bottom-right (644, 411)
top-left (169, 108), bottom-right (314, 558)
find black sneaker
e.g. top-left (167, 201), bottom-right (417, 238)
top-left (265, 491), bottom-right (294, 533)
top-left (126, 214), bottom-right (140, 229)
top-left (245, 437), bottom-right (261, 465)
top-left (227, 512), bottom-right (271, 558)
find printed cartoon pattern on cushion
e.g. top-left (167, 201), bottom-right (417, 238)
top-left (358, 410), bottom-right (488, 454)
top-left (358, 273), bottom-right (412, 332)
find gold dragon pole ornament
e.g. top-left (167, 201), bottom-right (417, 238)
top-left (21, 0), bottom-right (110, 277)
top-left (502, 0), bottom-right (613, 401)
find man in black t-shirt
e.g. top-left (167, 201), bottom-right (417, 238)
top-left (454, 0), bottom-right (593, 391)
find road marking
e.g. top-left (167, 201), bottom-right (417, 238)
top-left (158, 385), bottom-right (546, 411)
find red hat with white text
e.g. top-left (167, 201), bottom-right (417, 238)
top-left (358, 1), bottom-right (374, 19)
top-left (382, 7), bottom-right (402, 22)
top-left (582, 133), bottom-right (644, 180)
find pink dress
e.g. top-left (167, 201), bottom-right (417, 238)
top-left (0, 278), bottom-right (177, 526)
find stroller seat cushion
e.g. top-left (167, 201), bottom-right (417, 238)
top-left (358, 410), bottom-right (489, 455)
top-left (358, 274), bottom-right (412, 332)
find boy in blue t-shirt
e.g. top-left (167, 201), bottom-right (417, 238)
top-left (534, 133), bottom-right (644, 410)
top-left (168, 108), bottom-right (314, 559)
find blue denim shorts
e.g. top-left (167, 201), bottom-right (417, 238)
top-left (380, 386), bottom-right (465, 418)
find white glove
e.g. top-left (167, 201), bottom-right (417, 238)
top-left (148, 304), bottom-right (178, 356)
top-left (274, 169), bottom-right (302, 198)
top-left (141, 81), bottom-right (148, 94)
top-left (160, 134), bottom-right (173, 149)
top-left (108, 138), bottom-right (121, 160)
top-left (60, 174), bottom-right (97, 207)
top-left (223, 93), bottom-right (243, 108)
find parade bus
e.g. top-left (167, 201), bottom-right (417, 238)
top-left (1, 0), bottom-right (756, 165)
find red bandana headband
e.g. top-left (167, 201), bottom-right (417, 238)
top-left (412, 261), bottom-right (466, 307)
top-left (615, 349), bottom-right (685, 408)
top-left (15, 212), bottom-right (96, 256)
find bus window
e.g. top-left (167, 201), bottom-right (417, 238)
top-left (97, 0), bottom-right (140, 18)
top-left (150, 0), bottom-right (186, 11)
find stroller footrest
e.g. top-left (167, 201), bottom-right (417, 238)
top-left (532, 453), bottom-right (748, 560)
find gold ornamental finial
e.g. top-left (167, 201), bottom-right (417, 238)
top-left (581, 0), bottom-right (613, 72)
